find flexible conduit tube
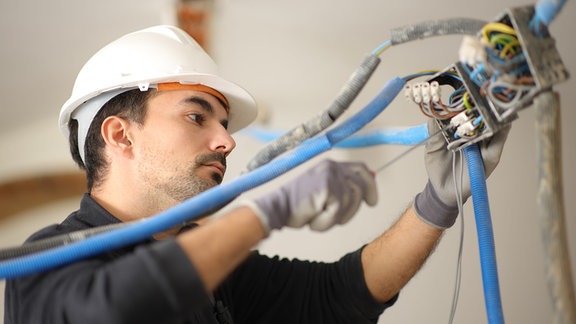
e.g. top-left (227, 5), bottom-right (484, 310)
top-left (245, 54), bottom-right (381, 172)
top-left (534, 0), bottom-right (567, 26)
top-left (390, 18), bottom-right (487, 45)
top-left (0, 223), bottom-right (130, 261)
top-left (0, 77), bottom-right (405, 280)
top-left (534, 91), bottom-right (576, 324)
top-left (242, 124), bottom-right (428, 148)
top-left (464, 144), bottom-right (505, 324)
top-left (335, 124), bottom-right (428, 147)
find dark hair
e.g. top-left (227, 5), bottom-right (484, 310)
top-left (68, 89), bottom-right (155, 191)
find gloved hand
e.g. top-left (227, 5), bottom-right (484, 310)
top-left (243, 159), bottom-right (378, 235)
top-left (414, 119), bottom-right (510, 229)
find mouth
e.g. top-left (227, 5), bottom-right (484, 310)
top-left (203, 162), bottom-right (225, 176)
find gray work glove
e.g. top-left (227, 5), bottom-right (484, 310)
top-left (414, 119), bottom-right (510, 229)
top-left (243, 159), bottom-right (378, 235)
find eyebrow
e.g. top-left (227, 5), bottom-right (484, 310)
top-left (183, 96), bottom-right (229, 129)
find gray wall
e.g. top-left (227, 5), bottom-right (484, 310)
top-left (1, 0), bottom-right (575, 323)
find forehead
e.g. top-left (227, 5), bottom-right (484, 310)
top-left (149, 89), bottom-right (229, 116)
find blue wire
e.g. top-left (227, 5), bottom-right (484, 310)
top-left (372, 40), bottom-right (392, 56)
top-left (473, 116), bottom-right (483, 126)
top-left (448, 88), bottom-right (466, 105)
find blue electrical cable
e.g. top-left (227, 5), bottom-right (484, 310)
top-left (0, 77), bottom-right (406, 280)
top-left (531, 0), bottom-right (568, 37)
top-left (241, 124), bottom-right (428, 148)
top-left (464, 144), bottom-right (505, 324)
top-left (335, 125), bottom-right (428, 147)
top-left (533, 0), bottom-right (567, 27)
top-left (372, 40), bottom-right (392, 56)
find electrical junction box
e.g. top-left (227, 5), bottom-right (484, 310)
top-left (431, 5), bottom-right (569, 151)
top-left (486, 5), bottom-right (569, 119)
top-left (427, 63), bottom-right (517, 151)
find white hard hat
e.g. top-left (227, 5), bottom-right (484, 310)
top-left (59, 25), bottom-right (257, 162)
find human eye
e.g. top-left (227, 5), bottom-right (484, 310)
top-left (187, 113), bottom-right (206, 125)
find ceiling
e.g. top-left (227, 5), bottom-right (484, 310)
top-left (0, 0), bottom-right (175, 134)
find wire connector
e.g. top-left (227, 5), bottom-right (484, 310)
top-left (450, 110), bottom-right (472, 128)
top-left (404, 81), bottom-right (441, 105)
top-left (455, 119), bottom-right (479, 137)
top-left (459, 35), bottom-right (487, 67)
top-left (430, 81), bottom-right (441, 103)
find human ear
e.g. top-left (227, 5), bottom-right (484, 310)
top-left (101, 116), bottom-right (133, 157)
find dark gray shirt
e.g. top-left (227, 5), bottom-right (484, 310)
top-left (5, 194), bottom-right (396, 323)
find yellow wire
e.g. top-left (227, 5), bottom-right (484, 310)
top-left (463, 92), bottom-right (474, 110)
top-left (489, 34), bottom-right (517, 45)
top-left (373, 41), bottom-right (392, 56)
top-left (500, 40), bottom-right (522, 58)
top-left (489, 35), bottom-right (521, 58)
top-left (417, 69), bottom-right (440, 74)
top-left (481, 22), bottom-right (517, 43)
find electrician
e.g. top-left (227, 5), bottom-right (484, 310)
top-left (4, 25), bottom-right (508, 324)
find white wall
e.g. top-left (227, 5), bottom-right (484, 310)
top-left (1, 0), bottom-right (575, 323)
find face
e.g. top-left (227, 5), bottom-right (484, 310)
top-left (130, 89), bottom-right (236, 207)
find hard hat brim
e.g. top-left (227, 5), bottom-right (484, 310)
top-left (59, 73), bottom-right (258, 138)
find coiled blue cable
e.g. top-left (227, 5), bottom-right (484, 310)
top-left (0, 77), bottom-right (406, 280)
top-left (464, 144), bottom-right (505, 324)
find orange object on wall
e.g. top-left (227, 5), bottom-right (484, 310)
top-left (176, 0), bottom-right (212, 49)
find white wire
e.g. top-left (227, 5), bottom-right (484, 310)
top-left (486, 80), bottom-right (536, 110)
top-left (447, 138), bottom-right (470, 151)
top-left (373, 125), bottom-right (466, 323)
top-left (448, 150), bottom-right (465, 324)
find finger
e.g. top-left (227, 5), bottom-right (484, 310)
top-left (309, 199), bottom-right (340, 231)
top-left (343, 162), bottom-right (379, 206)
top-left (289, 190), bottom-right (327, 228)
top-left (481, 124), bottom-right (511, 177)
top-left (338, 183), bottom-right (363, 225)
top-left (425, 134), bottom-right (448, 155)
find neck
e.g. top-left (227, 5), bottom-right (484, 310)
top-left (90, 187), bottom-right (189, 239)
top-left (89, 167), bottom-right (173, 223)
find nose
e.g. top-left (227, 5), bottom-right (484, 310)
top-left (211, 125), bottom-right (236, 157)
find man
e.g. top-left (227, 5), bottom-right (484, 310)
top-left (5, 25), bottom-right (508, 323)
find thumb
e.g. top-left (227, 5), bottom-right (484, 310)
top-left (344, 162), bottom-right (379, 206)
top-left (481, 124), bottom-right (511, 178)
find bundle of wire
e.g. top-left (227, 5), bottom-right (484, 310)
top-left (464, 21), bottom-right (537, 115)
top-left (403, 69), bottom-right (486, 150)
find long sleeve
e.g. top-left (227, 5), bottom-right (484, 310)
top-left (5, 194), bottom-right (216, 324)
top-left (217, 248), bottom-right (398, 324)
top-left (5, 239), bottom-right (212, 324)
